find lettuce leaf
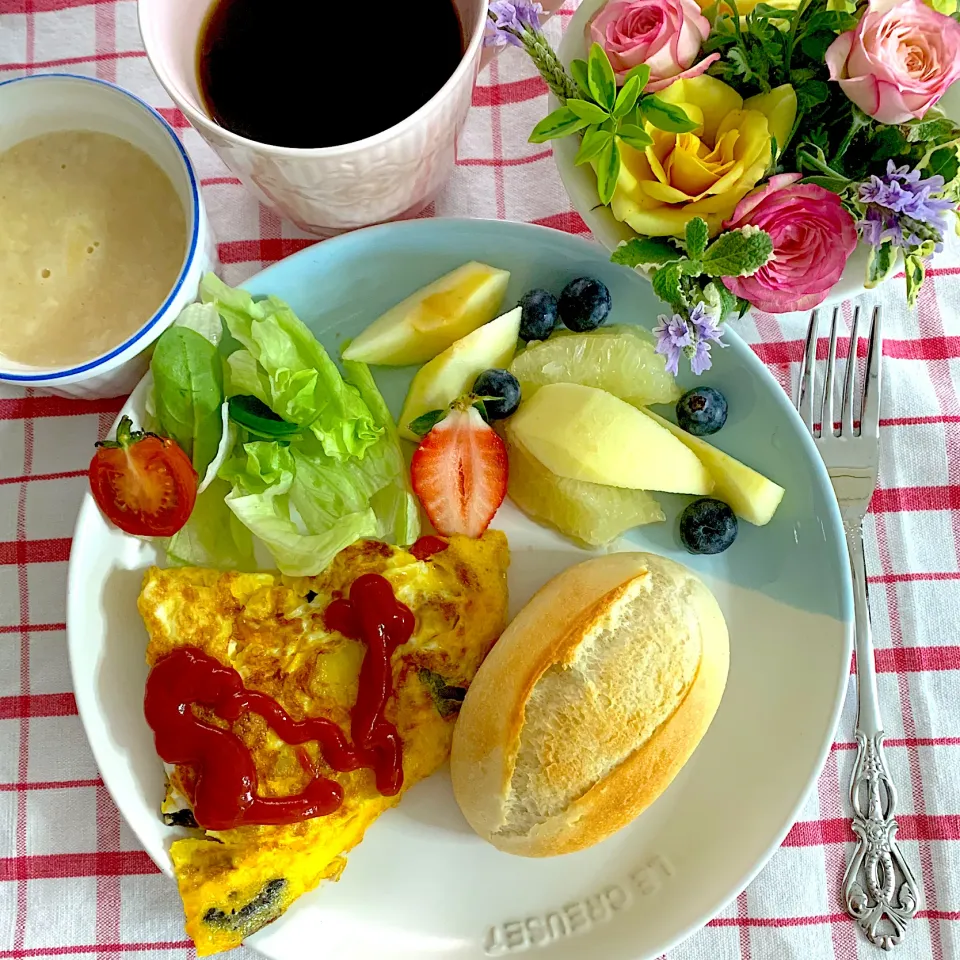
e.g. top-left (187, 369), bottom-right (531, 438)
top-left (164, 479), bottom-right (256, 571)
top-left (342, 358), bottom-right (420, 546)
top-left (219, 439), bottom-right (380, 576)
top-left (201, 274), bottom-right (381, 460)
top-left (155, 275), bottom-right (419, 577)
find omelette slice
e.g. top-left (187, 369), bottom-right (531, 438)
top-left (138, 532), bottom-right (509, 955)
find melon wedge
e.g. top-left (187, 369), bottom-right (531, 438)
top-left (343, 262), bottom-right (510, 366)
top-left (508, 383), bottom-right (714, 494)
top-left (398, 307), bottom-right (522, 442)
top-left (642, 409), bottom-right (785, 525)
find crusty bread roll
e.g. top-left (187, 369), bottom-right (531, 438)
top-left (450, 552), bottom-right (729, 857)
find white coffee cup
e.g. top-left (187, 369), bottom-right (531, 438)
top-left (139, 0), bottom-right (488, 236)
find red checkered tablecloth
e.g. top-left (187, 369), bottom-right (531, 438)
top-left (2, 3), bottom-right (960, 959)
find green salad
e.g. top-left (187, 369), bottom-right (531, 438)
top-left (147, 274), bottom-right (419, 576)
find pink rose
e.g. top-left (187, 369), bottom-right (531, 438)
top-left (588, 0), bottom-right (720, 90)
top-left (825, 0), bottom-right (960, 124)
top-left (721, 178), bottom-right (859, 314)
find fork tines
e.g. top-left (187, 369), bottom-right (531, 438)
top-left (797, 306), bottom-right (883, 440)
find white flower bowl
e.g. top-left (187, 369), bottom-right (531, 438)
top-left (553, 0), bottom-right (960, 310)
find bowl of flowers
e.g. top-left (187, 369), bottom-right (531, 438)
top-left (485, 0), bottom-right (960, 372)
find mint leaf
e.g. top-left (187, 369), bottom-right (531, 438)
top-left (567, 98), bottom-right (610, 124)
top-left (616, 124), bottom-right (653, 150)
top-left (801, 175), bottom-right (852, 192)
top-left (641, 97), bottom-right (698, 133)
top-left (904, 253), bottom-right (926, 307)
top-left (678, 258), bottom-right (704, 276)
top-left (700, 229), bottom-right (774, 278)
top-left (529, 107), bottom-right (589, 143)
top-left (611, 237), bottom-right (683, 267)
top-left (796, 80), bottom-right (829, 113)
top-left (624, 63), bottom-right (651, 91)
top-left (804, 10), bottom-right (858, 32)
top-left (587, 43), bottom-right (617, 112)
top-left (570, 58), bottom-right (590, 98)
top-left (925, 146), bottom-right (960, 184)
top-left (865, 241), bottom-right (897, 289)
top-left (652, 263), bottom-right (683, 307)
top-left (595, 138), bottom-right (621, 206)
top-left (408, 409), bottom-right (446, 437)
top-left (613, 76), bottom-right (642, 119)
top-left (685, 218), bottom-right (709, 259)
top-left (575, 126), bottom-right (613, 165)
top-left (716, 283), bottom-right (739, 320)
top-left (904, 117), bottom-right (958, 144)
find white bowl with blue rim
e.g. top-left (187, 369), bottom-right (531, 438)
top-left (0, 74), bottom-right (214, 399)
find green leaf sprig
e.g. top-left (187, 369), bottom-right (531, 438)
top-left (529, 43), bottom-right (697, 204)
top-left (611, 217), bottom-right (773, 318)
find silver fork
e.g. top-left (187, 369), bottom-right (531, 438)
top-left (797, 305), bottom-right (921, 950)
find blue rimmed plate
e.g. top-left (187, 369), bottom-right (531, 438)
top-left (68, 218), bottom-right (853, 960)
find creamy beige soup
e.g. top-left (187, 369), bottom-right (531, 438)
top-left (0, 131), bottom-right (187, 367)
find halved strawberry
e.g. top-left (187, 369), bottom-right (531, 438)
top-left (410, 405), bottom-right (508, 538)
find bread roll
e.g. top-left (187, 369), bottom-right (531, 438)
top-left (450, 552), bottom-right (728, 857)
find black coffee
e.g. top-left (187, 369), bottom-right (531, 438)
top-left (198, 0), bottom-right (464, 149)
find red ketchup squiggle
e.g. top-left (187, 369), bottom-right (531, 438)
top-left (323, 573), bottom-right (414, 795)
top-left (409, 535), bottom-right (448, 561)
top-left (143, 573), bottom-right (414, 831)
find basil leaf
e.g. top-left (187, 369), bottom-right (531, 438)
top-left (529, 106), bottom-right (589, 143)
top-left (566, 98), bottom-right (610, 124)
top-left (613, 75), bottom-right (642, 119)
top-left (152, 326), bottom-right (224, 475)
top-left (640, 97), bottom-right (698, 133)
top-left (228, 394), bottom-right (302, 439)
top-left (616, 124), bottom-right (653, 150)
top-left (587, 42), bottom-right (617, 112)
top-left (570, 58), bottom-right (591, 97)
top-left (408, 409), bottom-right (446, 437)
top-left (575, 127), bottom-right (614, 165)
top-left (595, 138), bottom-right (621, 206)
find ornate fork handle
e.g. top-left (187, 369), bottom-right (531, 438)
top-left (841, 524), bottom-right (922, 949)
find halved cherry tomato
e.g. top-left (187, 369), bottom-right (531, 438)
top-left (89, 416), bottom-right (197, 537)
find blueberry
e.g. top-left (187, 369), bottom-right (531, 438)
top-left (518, 289), bottom-right (559, 342)
top-left (679, 498), bottom-right (738, 555)
top-left (473, 368), bottom-right (521, 420)
top-left (676, 387), bottom-right (728, 436)
top-left (558, 277), bottom-right (612, 332)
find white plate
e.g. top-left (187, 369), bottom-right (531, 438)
top-left (67, 219), bottom-right (853, 960)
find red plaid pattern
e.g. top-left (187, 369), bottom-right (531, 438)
top-left (2, 3), bottom-right (959, 957)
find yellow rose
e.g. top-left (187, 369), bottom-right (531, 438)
top-left (609, 76), bottom-right (797, 238)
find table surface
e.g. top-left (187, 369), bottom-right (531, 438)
top-left (2, 4), bottom-right (960, 959)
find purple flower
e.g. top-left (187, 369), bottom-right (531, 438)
top-left (654, 303), bottom-right (727, 375)
top-left (857, 159), bottom-right (954, 253)
top-left (485, 0), bottom-right (542, 47)
top-left (686, 302), bottom-right (726, 374)
top-left (653, 313), bottom-right (694, 376)
top-left (688, 339), bottom-right (713, 375)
